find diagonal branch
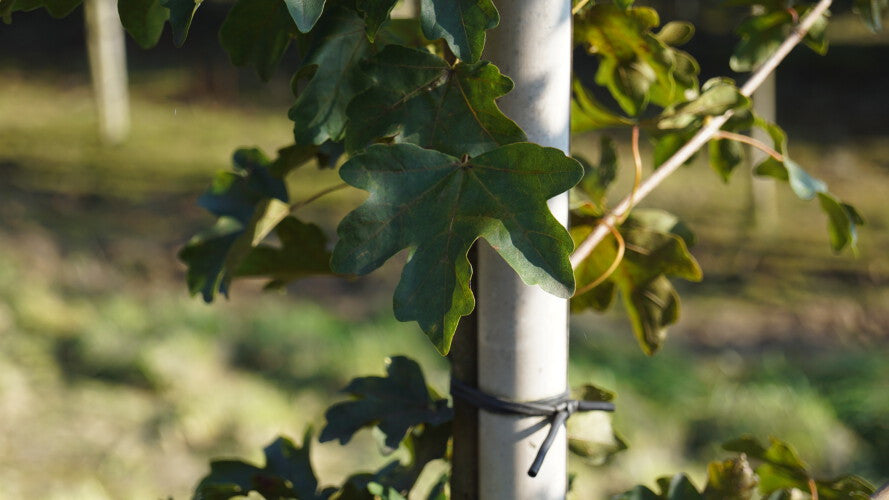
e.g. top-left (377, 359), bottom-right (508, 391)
top-left (570, 0), bottom-right (833, 269)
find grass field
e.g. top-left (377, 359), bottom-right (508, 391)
top-left (1, 20), bottom-right (888, 498)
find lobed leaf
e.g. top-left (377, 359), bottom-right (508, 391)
top-left (289, 7), bottom-right (372, 144)
top-left (194, 431), bottom-right (331, 500)
top-left (420, 0), bottom-right (499, 63)
top-left (331, 143), bottom-right (582, 354)
top-left (345, 44), bottom-right (526, 157)
top-left (219, 0), bottom-right (299, 80)
top-left (571, 210), bottom-right (701, 355)
top-left (320, 356), bottom-right (452, 449)
top-left (179, 148), bottom-right (331, 301)
top-left (574, 4), bottom-right (699, 116)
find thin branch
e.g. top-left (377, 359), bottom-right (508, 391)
top-left (713, 130), bottom-right (784, 162)
top-left (572, 0), bottom-right (591, 15)
top-left (291, 182), bottom-right (349, 212)
top-left (570, 0), bottom-right (832, 268)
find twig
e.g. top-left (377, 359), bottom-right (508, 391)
top-left (569, 0), bottom-right (832, 269)
top-left (572, 0), bottom-right (591, 15)
top-left (713, 130), bottom-right (784, 162)
top-left (291, 182), bottom-right (349, 212)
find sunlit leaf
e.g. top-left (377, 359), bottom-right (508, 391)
top-left (331, 143), bottom-right (582, 353)
top-left (567, 384), bottom-right (627, 465)
top-left (702, 456), bottom-right (758, 500)
top-left (657, 78), bottom-right (749, 131)
top-left (571, 80), bottom-right (634, 133)
top-left (420, 0), bottom-right (498, 63)
top-left (235, 216), bottom-right (332, 289)
top-left (655, 21), bottom-right (694, 46)
top-left (574, 4), bottom-right (699, 115)
top-left (571, 209), bottom-right (701, 355)
top-left (345, 45), bottom-right (525, 157)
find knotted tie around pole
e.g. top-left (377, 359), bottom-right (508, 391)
top-left (450, 377), bottom-right (616, 477)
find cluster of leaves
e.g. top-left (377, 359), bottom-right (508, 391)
top-left (616, 436), bottom-right (876, 500)
top-left (568, 1), bottom-right (865, 353)
top-left (195, 357), bottom-right (452, 500)
top-left (5, 0), bottom-right (874, 357)
top-left (157, 0), bottom-right (584, 356)
top-left (194, 356), bottom-right (623, 500)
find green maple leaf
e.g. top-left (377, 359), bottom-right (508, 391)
top-left (219, 0), bottom-right (299, 80)
top-left (574, 4), bottom-right (699, 116)
top-left (571, 210), bottom-right (702, 355)
top-left (331, 143), bottom-right (582, 354)
top-left (195, 431), bottom-right (331, 500)
top-left (289, 7), bottom-right (371, 144)
top-left (0, 0), bottom-right (81, 21)
top-left (855, 0), bottom-right (888, 31)
top-left (320, 356), bottom-right (451, 449)
top-left (752, 118), bottom-right (863, 253)
top-left (356, 0), bottom-right (399, 40)
top-left (284, 0), bottom-right (325, 33)
top-left (161, 0), bottom-right (200, 46)
top-left (179, 148), bottom-right (331, 301)
top-left (420, 0), bottom-right (499, 63)
top-left (118, 0), bottom-right (168, 48)
top-left (345, 44), bottom-right (526, 157)
top-left (235, 216), bottom-right (332, 289)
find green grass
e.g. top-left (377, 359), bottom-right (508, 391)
top-left (0, 68), bottom-right (887, 498)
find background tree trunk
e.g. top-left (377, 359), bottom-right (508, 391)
top-left (84, 0), bottom-right (130, 144)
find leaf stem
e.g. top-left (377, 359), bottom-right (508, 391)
top-left (713, 130), bottom-right (784, 162)
top-left (291, 182), bottom-right (350, 212)
top-left (809, 478), bottom-right (819, 500)
top-left (573, 223), bottom-right (625, 296)
top-left (569, 0), bottom-right (832, 269)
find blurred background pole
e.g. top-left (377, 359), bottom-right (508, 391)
top-left (750, 72), bottom-right (780, 234)
top-left (749, 5), bottom-right (779, 234)
top-left (479, 0), bottom-right (573, 498)
top-left (84, 0), bottom-right (130, 144)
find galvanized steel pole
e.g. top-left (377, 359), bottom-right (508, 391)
top-left (478, 0), bottom-right (573, 498)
